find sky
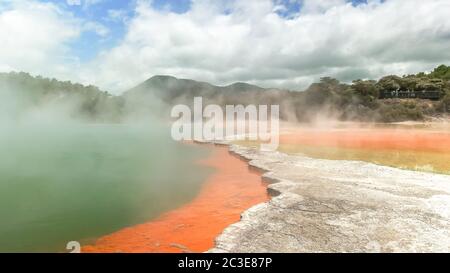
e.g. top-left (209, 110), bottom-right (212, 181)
top-left (1, 0), bottom-right (450, 94)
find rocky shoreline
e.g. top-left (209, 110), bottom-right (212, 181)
top-left (208, 143), bottom-right (450, 253)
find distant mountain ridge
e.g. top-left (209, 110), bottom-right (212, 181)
top-left (2, 65), bottom-right (450, 123)
top-left (123, 75), bottom-right (289, 118)
top-left (123, 66), bottom-right (450, 122)
top-left (135, 75), bottom-right (267, 92)
top-left (124, 75), bottom-right (272, 104)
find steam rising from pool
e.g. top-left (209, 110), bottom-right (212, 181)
top-left (0, 85), bottom-right (213, 252)
top-left (0, 123), bottom-right (213, 252)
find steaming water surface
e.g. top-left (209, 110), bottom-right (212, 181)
top-left (0, 123), bottom-right (212, 252)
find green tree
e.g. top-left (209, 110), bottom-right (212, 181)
top-left (430, 65), bottom-right (450, 80)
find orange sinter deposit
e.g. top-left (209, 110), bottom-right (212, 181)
top-left (82, 145), bottom-right (269, 253)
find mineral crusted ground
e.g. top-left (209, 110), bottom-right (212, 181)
top-left (209, 144), bottom-right (450, 253)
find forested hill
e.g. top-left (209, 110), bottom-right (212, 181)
top-left (290, 64), bottom-right (450, 122)
top-left (123, 75), bottom-right (287, 113)
top-left (0, 72), bottom-right (124, 122)
top-left (125, 65), bottom-right (450, 122)
top-left (1, 65), bottom-right (450, 123)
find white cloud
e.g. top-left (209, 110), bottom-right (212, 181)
top-left (106, 9), bottom-right (128, 22)
top-left (66, 0), bottom-right (81, 6)
top-left (79, 0), bottom-right (450, 93)
top-left (300, 0), bottom-right (347, 14)
top-left (83, 21), bottom-right (109, 37)
top-left (2, 0), bottom-right (450, 94)
top-left (0, 0), bottom-right (80, 78)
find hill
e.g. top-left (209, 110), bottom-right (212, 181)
top-left (124, 75), bottom-right (274, 104)
top-left (2, 65), bottom-right (450, 123)
top-left (123, 65), bottom-right (450, 122)
top-left (0, 72), bottom-right (124, 122)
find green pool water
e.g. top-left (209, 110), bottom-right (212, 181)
top-left (0, 123), bottom-right (212, 253)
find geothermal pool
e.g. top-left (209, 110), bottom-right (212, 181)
top-left (2, 121), bottom-right (449, 253)
top-left (82, 146), bottom-right (269, 253)
top-left (0, 124), bottom-right (212, 252)
top-left (279, 124), bottom-right (450, 174)
top-left (238, 123), bottom-right (450, 174)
